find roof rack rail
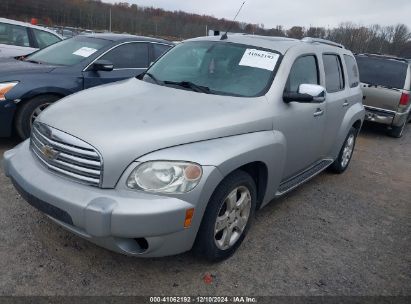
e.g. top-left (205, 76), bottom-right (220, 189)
top-left (302, 37), bottom-right (345, 49)
top-left (355, 53), bottom-right (409, 63)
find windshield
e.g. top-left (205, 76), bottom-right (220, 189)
top-left (356, 56), bottom-right (407, 89)
top-left (144, 41), bottom-right (280, 97)
top-left (26, 36), bottom-right (110, 66)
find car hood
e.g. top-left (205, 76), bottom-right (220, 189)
top-left (0, 57), bottom-right (56, 78)
top-left (38, 78), bottom-right (273, 187)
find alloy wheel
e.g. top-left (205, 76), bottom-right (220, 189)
top-left (214, 186), bottom-right (252, 250)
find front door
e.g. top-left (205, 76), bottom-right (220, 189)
top-left (83, 42), bottom-right (149, 89)
top-left (276, 54), bottom-right (326, 179)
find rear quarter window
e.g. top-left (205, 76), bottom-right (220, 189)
top-left (323, 54), bottom-right (345, 93)
top-left (355, 56), bottom-right (407, 89)
top-left (344, 55), bottom-right (360, 88)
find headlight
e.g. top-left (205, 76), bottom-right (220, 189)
top-left (127, 161), bottom-right (203, 193)
top-left (0, 82), bottom-right (18, 101)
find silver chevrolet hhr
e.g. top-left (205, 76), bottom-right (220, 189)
top-left (3, 35), bottom-right (365, 261)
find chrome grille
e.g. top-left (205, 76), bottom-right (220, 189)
top-left (30, 122), bottom-right (102, 186)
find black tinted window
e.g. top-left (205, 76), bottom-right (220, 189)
top-left (344, 55), bottom-right (359, 88)
top-left (101, 42), bottom-right (149, 69)
top-left (355, 56), bottom-right (407, 89)
top-left (323, 54), bottom-right (345, 92)
top-left (285, 55), bottom-right (319, 93)
top-left (153, 44), bottom-right (171, 60)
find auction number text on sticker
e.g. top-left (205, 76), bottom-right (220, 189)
top-left (72, 47), bottom-right (98, 58)
top-left (239, 49), bottom-right (279, 71)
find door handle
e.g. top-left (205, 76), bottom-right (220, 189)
top-left (343, 100), bottom-right (350, 107)
top-left (313, 108), bottom-right (324, 117)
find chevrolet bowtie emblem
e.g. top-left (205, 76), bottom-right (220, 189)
top-left (41, 145), bottom-right (58, 160)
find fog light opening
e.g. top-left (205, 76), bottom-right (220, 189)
top-left (134, 238), bottom-right (149, 251)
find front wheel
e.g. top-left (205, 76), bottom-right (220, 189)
top-left (15, 95), bottom-right (60, 139)
top-left (193, 170), bottom-right (257, 262)
top-left (329, 127), bottom-right (358, 174)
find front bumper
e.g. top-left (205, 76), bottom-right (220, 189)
top-left (3, 141), bottom-right (219, 257)
top-left (0, 99), bottom-right (16, 137)
top-left (364, 106), bottom-right (409, 127)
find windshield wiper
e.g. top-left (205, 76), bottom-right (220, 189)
top-left (163, 80), bottom-right (211, 94)
top-left (24, 59), bottom-right (42, 64)
top-left (143, 72), bottom-right (161, 84)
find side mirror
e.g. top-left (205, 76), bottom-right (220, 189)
top-left (92, 60), bottom-right (114, 72)
top-left (283, 84), bottom-right (326, 103)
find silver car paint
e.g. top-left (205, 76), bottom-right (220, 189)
top-left (3, 36), bottom-right (365, 257)
top-left (0, 18), bottom-right (63, 58)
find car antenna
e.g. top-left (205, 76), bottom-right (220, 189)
top-left (220, 1), bottom-right (246, 40)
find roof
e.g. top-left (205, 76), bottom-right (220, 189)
top-left (355, 53), bottom-right (409, 64)
top-left (185, 34), bottom-right (344, 54)
top-left (0, 18), bottom-right (62, 39)
top-left (82, 33), bottom-right (173, 45)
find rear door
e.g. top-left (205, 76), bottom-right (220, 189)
top-left (83, 42), bottom-right (150, 89)
top-left (0, 22), bottom-right (35, 57)
top-left (321, 53), bottom-right (349, 157)
top-left (356, 56), bottom-right (407, 111)
top-left (150, 43), bottom-right (172, 64)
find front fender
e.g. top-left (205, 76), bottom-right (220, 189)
top-left (138, 131), bottom-right (286, 207)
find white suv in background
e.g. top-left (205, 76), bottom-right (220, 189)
top-left (0, 18), bottom-right (62, 58)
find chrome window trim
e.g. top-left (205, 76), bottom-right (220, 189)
top-left (83, 41), bottom-right (173, 72)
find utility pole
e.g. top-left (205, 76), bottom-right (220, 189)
top-left (109, 8), bottom-right (112, 32)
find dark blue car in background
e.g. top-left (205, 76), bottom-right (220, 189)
top-left (0, 34), bottom-right (173, 138)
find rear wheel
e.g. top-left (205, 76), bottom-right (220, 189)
top-left (329, 127), bottom-right (357, 174)
top-left (15, 95), bottom-right (60, 139)
top-left (194, 170), bottom-right (256, 262)
top-left (387, 121), bottom-right (406, 138)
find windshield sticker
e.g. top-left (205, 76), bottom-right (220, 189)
top-left (72, 47), bottom-right (98, 57)
top-left (239, 49), bottom-right (279, 71)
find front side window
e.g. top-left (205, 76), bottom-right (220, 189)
top-left (285, 55), bottom-right (319, 93)
top-left (323, 54), bottom-right (345, 93)
top-left (344, 55), bottom-right (359, 88)
top-left (0, 22), bottom-right (30, 47)
top-left (33, 29), bottom-right (61, 49)
top-left (101, 42), bottom-right (149, 69)
top-left (144, 41), bottom-right (281, 97)
top-left (26, 36), bottom-right (110, 66)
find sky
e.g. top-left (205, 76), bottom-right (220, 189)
top-left (103, 0), bottom-right (411, 29)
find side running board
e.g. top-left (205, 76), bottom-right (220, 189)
top-left (276, 159), bottom-right (334, 196)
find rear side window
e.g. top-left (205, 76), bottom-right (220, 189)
top-left (323, 54), bottom-right (345, 93)
top-left (32, 29), bottom-right (61, 49)
top-left (344, 55), bottom-right (359, 88)
top-left (101, 42), bottom-right (149, 69)
top-left (153, 44), bottom-right (172, 60)
top-left (285, 55), bottom-right (319, 93)
top-left (355, 56), bottom-right (408, 89)
top-left (0, 22), bottom-right (30, 47)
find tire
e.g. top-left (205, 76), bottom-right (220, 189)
top-left (193, 170), bottom-right (257, 262)
top-left (387, 121), bottom-right (406, 138)
top-left (329, 127), bottom-right (358, 174)
top-left (15, 95), bottom-right (60, 139)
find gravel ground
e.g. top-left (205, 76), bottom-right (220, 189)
top-left (0, 123), bottom-right (410, 296)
